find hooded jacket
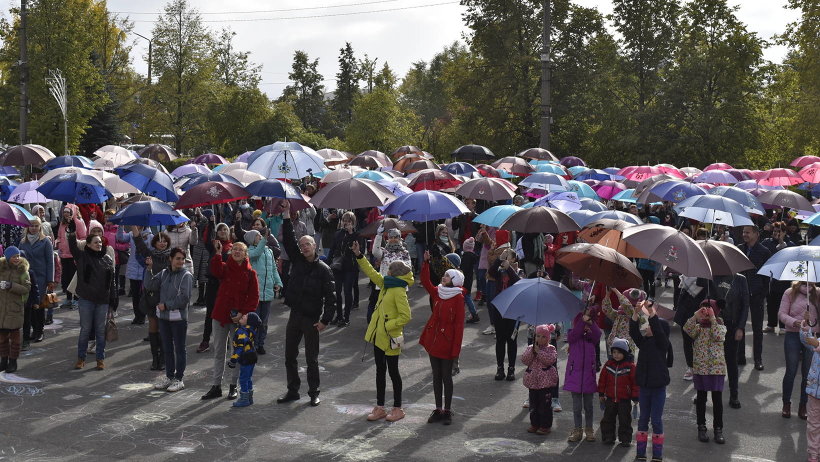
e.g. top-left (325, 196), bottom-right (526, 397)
top-left (248, 239), bottom-right (281, 302)
top-left (357, 254), bottom-right (413, 356)
top-left (209, 253), bottom-right (259, 327)
top-left (55, 204), bottom-right (87, 259)
top-left (629, 316), bottom-right (673, 389)
top-left (419, 261), bottom-right (465, 360)
top-left (598, 358), bottom-right (639, 402)
top-left (144, 266), bottom-right (193, 322)
top-left (564, 311), bottom-right (603, 394)
top-left (521, 342), bottom-right (558, 390)
top-left (0, 257), bottom-right (31, 329)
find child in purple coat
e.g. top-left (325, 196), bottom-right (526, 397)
top-left (565, 308), bottom-right (603, 443)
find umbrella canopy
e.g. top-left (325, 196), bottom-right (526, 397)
top-left (574, 168), bottom-right (623, 182)
top-left (557, 243), bottom-right (642, 288)
top-left (758, 245), bottom-right (820, 282)
top-left (358, 150), bottom-right (393, 168)
top-left (567, 210), bottom-right (599, 227)
top-left (245, 179), bottom-right (303, 200)
top-left (578, 219), bottom-right (645, 258)
top-left (611, 188), bottom-right (641, 204)
top-left (708, 186), bottom-right (766, 215)
top-left (0, 177), bottom-right (18, 201)
top-left (392, 153), bottom-right (425, 173)
top-left (696, 240), bottom-right (754, 276)
top-left (175, 181), bottom-right (249, 210)
top-left (118, 193), bottom-right (162, 205)
top-left (37, 172), bottom-right (110, 204)
top-left (138, 144), bottom-right (177, 162)
top-left (734, 179), bottom-right (781, 191)
top-left (223, 169), bottom-right (266, 186)
top-left (1, 144), bottom-right (56, 167)
top-left (567, 180), bottom-right (600, 200)
top-left (375, 179), bottom-right (413, 197)
top-left (559, 156), bottom-right (586, 168)
top-left (0, 200), bottom-right (36, 226)
top-left (214, 162), bottom-right (248, 173)
top-left (680, 166), bottom-right (703, 176)
top-left (354, 170), bottom-right (393, 182)
top-left (451, 144), bottom-right (494, 162)
top-left (234, 151), bottom-right (254, 163)
top-left (492, 278), bottom-right (583, 326)
top-left (180, 173), bottom-right (243, 191)
top-left (756, 189), bottom-right (813, 212)
top-left (189, 153), bottom-right (228, 165)
top-left (473, 205), bottom-right (522, 228)
top-left (674, 195), bottom-right (753, 227)
top-left (403, 159), bottom-right (439, 173)
top-left (633, 174), bottom-right (675, 194)
top-left (315, 148), bottom-right (350, 166)
top-left (455, 177), bottom-right (516, 201)
top-left (639, 180), bottom-right (707, 204)
top-left (519, 172), bottom-right (569, 192)
top-left (381, 190), bottom-right (470, 221)
top-left (248, 148), bottom-right (326, 179)
top-left (7, 181), bottom-right (47, 204)
top-left (704, 162), bottom-right (733, 171)
top-left (43, 155), bottom-right (94, 171)
top-left (348, 155), bottom-right (385, 170)
top-left (475, 164), bottom-right (502, 178)
top-left (310, 178), bottom-right (395, 209)
top-left (442, 162), bottom-right (478, 176)
top-left (535, 163), bottom-right (568, 175)
top-left (108, 201), bottom-right (189, 227)
top-left (359, 218), bottom-right (417, 237)
top-left (390, 145), bottom-right (423, 160)
top-left (619, 165), bottom-right (663, 181)
top-left (121, 157), bottom-right (170, 175)
top-left (798, 162), bottom-right (820, 184)
top-left (593, 180), bottom-right (627, 200)
top-left (407, 169), bottom-right (463, 192)
top-left (622, 223), bottom-right (712, 278)
top-left (321, 167), bottom-right (364, 183)
top-left (92, 146), bottom-right (139, 170)
top-left (500, 206), bottom-right (580, 234)
top-left (171, 163), bottom-right (211, 178)
top-left (114, 163), bottom-right (178, 202)
top-left (492, 156), bottom-right (535, 177)
top-left (792, 156), bottom-right (820, 168)
top-left (589, 210), bottom-right (644, 225)
top-left (578, 197), bottom-right (608, 212)
top-left (247, 141), bottom-right (318, 165)
top-left (518, 148), bottom-right (558, 161)
top-left (693, 170), bottom-right (738, 184)
top-left (532, 191), bottom-right (582, 212)
top-left (758, 168), bottom-right (804, 187)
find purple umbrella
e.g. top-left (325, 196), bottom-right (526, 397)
top-left (0, 200), bottom-right (34, 226)
top-left (693, 170), bottom-right (738, 184)
top-left (171, 164), bottom-right (211, 178)
top-left (559, 156), bottom-right (586, 168)
top-left (235, 151), bottom-right (253, 163)
top-left (735, 180), bottom-right (782, 191)
top-left (593, 180), bottom-right (627, 200)
top-left (7, 181), bottom-right (47, 204)
top-left (189, 153), bottom-right (228, 165)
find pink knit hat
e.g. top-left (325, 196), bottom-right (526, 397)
top-left (462, 237), bottom-right (475, 253)
top-left (535, 324), bottom-right (556, 339)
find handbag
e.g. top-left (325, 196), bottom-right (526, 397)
top-left (382, 315), bottom-right (404, 350)
top-left (39, 292), bottom-right (58, 308)
top-left (330, 255), bottom-right (344, 272)
top-left (105, 310), bottom-right (118, 342)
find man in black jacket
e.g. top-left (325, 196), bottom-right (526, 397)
top-left (714, 273), bottom-right (750, 409)
top-left (736, 225), bottom-right (771, 371)
top-left (276, 201), bottom-right (336, 407)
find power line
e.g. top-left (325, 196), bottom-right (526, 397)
top-left (112, 0), bottom-right (402, 15)
top-left (131, 1), bottom-right (460, 23)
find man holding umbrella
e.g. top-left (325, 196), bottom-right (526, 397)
top-left (276, 200), bottom-right (336, 407)
top-left (737, 225), bottom-right (771, 370)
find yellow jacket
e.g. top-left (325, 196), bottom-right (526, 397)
top-left (356, 255), bottom-right (412, 356)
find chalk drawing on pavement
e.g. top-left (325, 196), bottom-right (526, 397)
top-left (148, 438), bottom-right (203, 455)
top-left (0, 372), bottom-right (41, 384)
top-left (118, 382), bottom-right (153, 391)
top-left (1, 384), bottom-right (43, 397)
top-left (464, 438), bottom-right (538, 457)
top-left (133, 412), bottom-right (171, 423)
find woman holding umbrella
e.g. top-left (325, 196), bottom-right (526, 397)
top-left (327, 212), bottom-right (365, 327)
top-left (117, 225), bottom-right (153, 325)
top-left (779, 281), bottom-right (819, 419)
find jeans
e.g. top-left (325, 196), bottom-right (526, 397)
top-left (637, 387), bottom-right (666, 434)
top-left (285, 311), bottom-right (321, 397)
top-left (210, 320), bottom-right (239, 387)
top-left (783, 331), bottom-right (812, 407)
top-left (256, 301), bottom-right (272, 348)
top-left (77, 299), bottom-right (107, 360)
top-left (158, 319), bottom-right (187, 380)
top-left (333, 269), bottom-right (357, 323)
top-left (571, 392), bottom-right (594, 428)
top-left (239, 364), bottom-right (255, 393)
top-left (529, 389), bottom-right (552, 429)
top-left (464, 294), bottom-right (477, 316)
top-left (374, 346), bottom-right (402, 407)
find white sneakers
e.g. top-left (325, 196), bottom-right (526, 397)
top-left (153, 376), bottom-right (172, 390)
top-left (552, 398), bottom-right (562, 412)
top-left (482, 326), bottom-right (495, 335)
top-left (166, 379), bottom-right (185, 392)
top-left (683, 368), bottom-right (694, 381)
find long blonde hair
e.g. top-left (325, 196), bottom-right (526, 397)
top-left (789, 281), bottom-right (819, 306)
top-left (21, 218), bottom-right (46, 244)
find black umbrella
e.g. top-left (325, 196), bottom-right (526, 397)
top-left (1, 144), bottom-right (56, 167)
top-left (451, 144), bottom-right (495, 163)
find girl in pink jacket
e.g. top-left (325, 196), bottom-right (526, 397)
top-left (521, 324), bottom-right (558, 435)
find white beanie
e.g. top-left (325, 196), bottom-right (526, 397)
top-left (445, 268), bottom-right (464, 287)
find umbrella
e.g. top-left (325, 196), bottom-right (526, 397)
top-left (321, 167), bottom-right (364, 183)
top-left (758, 168), bottom-right (804, 187)
top-left (0, 200), bottom-right (36, 226)
top-left (93, 146), bottom-right (139, 170)
top-left (619, 166), bottom-right (663, 181)
top-left (454, 178), bottom-right (515, 201)
top-left (0, 177), bottom-right (18, 201)
top-left (559, 156), bottom-right (586, 168)
top-left (798, 162), bottom-right (820, 184)
top-left (568, 166), bottom-right (589, 177)
top-left (574, 169), bottom-right (623, 182)
top-left (473, 205), bottom-right (522, 227)
top-left (390, 145), bottom-right (424, 160)
top-left (708, 186), bottom-right (765, 215)
top-left (392, 153), bottom-right (425, 173)
top-left (792, 156), bottom-right (820, 169)
top-left (171, 164), bottom-right (211, 178)
top-left (138, 144), bottom-right (178, 162)
top-left (593, 180), bottom-right (627, 200)
top-left (403, 159), bottom-right (439, 173)
top-left (475, 164), bottom-right (503, 178)
top-left (235, 151), bottom-right (254, 163)
top-left (758, 245), bottom-right (820, 282)
top-left (121, 157), bottom-right (170, 175)
top-left (492, 277), bottom-right (583, 326)
top-left (407, 169), bottom-right (463, 192)
top-left (639, 180), bottom-right (707, 204)
top-left (247, 141), bottom-right (318, 165)
top-left (556, 243), bottom-right (642, 288)
top-left (519, 172), bottom-right (569, 192)
top-left (42, 155), bottom-right (94, 171)
top-left (223, 169), bottom-right (265, 186)
top-left (535, 163), bottom-right (568, 175)
top-left (114, 163), bottom-right (178, 202)
top-left (189, 153), bottom-right (228, 165)
top-left (633, 174), bottom-right (675, 194)
top-left (704, 162), bottom-right (733, 171)
top-left (214, 162), bottom-right (248, 173)
top-left (493, 156), bottom-right (535, 177)
top-left (567, 210), bottom-right (599, 227)
top-left (108, 201), bottom-right (190, 227)
top-left (359, 218), bottom-right (417, 237)
top-left (37, 172), bottom-right (110, 204)
top-left (578, 219), bottom-right (646, 258)
top-left (7, 181), bottom-right (47, 204)
top-left (622, 223), bottom-right (712, 278)
top-left (532, 191), bottom-right (582, 212)
top-left (375, 179), bottom-right (413, 197)
top-left (245, 179), bottom-right (303, 200)
top-left (180, 173), bottom-right (243, 191)
top-left (118, 193), bottom-right (162, 205)
top-left (578, 198), bottom-right (608, 212)
top-left (442, 162), bottom-right (478, 176)
top-left (680, 167), bottom-right (703, 176)
top-left (756, 189), bottom-right (813, 212)
top-left (500, 206), bottom-right (580, 234)
top-left (589, 210), bottom-right (643, 225)
top-left (452, 144), bottom-right (494, 162)
top-left (358, 150), bottom-right (393, 168)
top-left (567, 180), bottom-right (600, 200)
top-left (310, 178), bottom-right (395, 209)
top-left (174, 181), bottom-right (249, 210)
top-left (654, 164), bottom-right (686, 178)
top-left (381, 190), bottom-right (470, 221)
top-left (734, 179), bottom-right (782, 191)
top-left (673, 195), bottom-right (753, 227)
top-left (518, 147), bottom-right (558, 161)
top-left (611, 188), bottom-right (641, 204)
top-left (1, 144), bottom-right (56, 167)
top-left (316, 148), bottom-right (350, 165)
top-left (693, 170), bottom-right (738, 184)
top-left (355, 170), bottom-right (393, 182)
top-left (348, 155), bottom-right (385, 170)
top-left (248, 148), bottom-right (326, 179)
top-left (696, 240), bottom-right (754, 276)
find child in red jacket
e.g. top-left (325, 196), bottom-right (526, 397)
top-left (419, 250), bottom-right (465, 426)
top-left (598, 337), bottom-right (639, 446)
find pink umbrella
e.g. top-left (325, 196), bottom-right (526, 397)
top-left (704, 162), bottom-right (733, 171)
top-left (619, 166), bottom-right (664, 181)
top-left (654, 164), bottom-right (686, 178)
top-left (724, 169), bottom-right (753, 181)
top-left (758, 168), bottom-right (804, 187)
top-left (748, 170), bottom-right (766, 179)
top-left (799, 162), bottom-right (820, 183)
top-left (593, 180), bottom-right (627, 200)
top-left (791, 155), bottom-right (820, 168)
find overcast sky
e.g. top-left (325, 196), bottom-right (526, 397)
top-left (6, 1), bottom-right (802, 98)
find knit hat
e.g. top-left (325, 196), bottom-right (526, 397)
top-left (246, 312), bottom-right (262, 329)
top-left (4, 246), bottom-right (20, 259)
top-left (544, 234), bottom-right (554, 244)
top-left (445, 268), bottom-right (464, 287)
top-left (216, 223), bottom-right (229, 234)
top-left (388, 260), bottom-right (411, 277)
top-left (535, 324), bottom-right (556, 340)
top-left (611, 337), bottom-right (630, 356)
top-left (244, 229), bottom-right (262, 245)
top-left (32, 205), bottom-right (44, 215)
top-left (445, 252), bottom-right (461, 269)
top-left (253, 209), bottom-right (263, 218)
top-left (387, 228), bottom-right (402, 239)
top-left (462, 237), bottom-right (475, 253)
top-left (202, 209), bottom-right (214, 218)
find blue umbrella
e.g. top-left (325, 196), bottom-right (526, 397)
top-left (519, 172), bottom-right (570, 192)
top-left (355, 170), bottom-right (392, 181)
top-left (589, 210), bottom-right (643, 225)
top-left (0, 177), bottom-right (19, 201)
top-left (567, 210), bottom-right (598, 227)
top-left (611, 188), bottom-right (639, 203)
top-left (42, 155), bottom-right (94, 171)
top-left (376, 179), bottom-right (413, 197)
top-left (574, 169), bottom-right (624, 182)
top-left (381, 190), bottom-right (470, 222)
top-left (492, 278), bottom-right (583, 326)
top-left (708, 186), bottom-right (766, 215)
top-left (735, 179), bottom-right (782, 191)
top-left (473, 205), bottom-right (522, 227)
top-left (674, 195), bottom-right (752, 227)
top-left (180, 172), bottom-right (243, 191)
top-left (442, 162), bottom-right (478, 176)
top-left (535, 163), bottom-right (567, 175)
top-left (533, 191), bottom-right (582, 212)
top-left (602, 167), bottom-right (621, 175)
top-left (810, 235), bottom-right (820, 246)
top-left (758, 245), bottom-right (820, 282)
top-left (578, 197), bottom-right (608, 212)
top-left (528, 159), bottom-right (559, 166)
top-left (567, 180), bottom-right (600, 200)
top-left (245, 179), bottom-right (303, 200)
top-left (567, 166), bottom-right (589, 177)
top-left (114, 163), bottom-right (178, 202)
top-left (107, 201), bottom-right (189, 227)
top-left (0, 167), bottom-right (21, 177)
top-left (36, 172), bottom-right (110, 204)
top-left (646, 180), bottom-right (707, 203)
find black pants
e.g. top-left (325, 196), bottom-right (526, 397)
top-left (638, 268), bottom-right (656, 298)
top-left (601, 398), bottom-right (633, 443)
top-left (60, 258), bottom-right (76, 301)
top-left (23, 305), bottom-right (44, 340)
top-left (766, 283), bottom-right (789, 328)
top-left (429, 355), bottom-right (454, 410)
top-left (285, 311), bottom-right (321, 397)
top-left (281, 260), bottom-right (292, 293)
top-left (682, 326), bottom-right (694, 368)
top-left (738, 294), bottom-right (764, 363)
top-left (696, 390), bottom-right (723, 428)
top-left (495, 318), bottom-right (518, 368)
top-left (724, 331), bottom-right (740, 399)
top-left (367, 283), bottom-right (378, 324)
top-left (374, 346), bottom-right (402, 407)
top-left (130, 279), bottom-right (144, 322)
top-left (529, 389), bottom-right (552, 429)
top-left (202, 279), bottom-right (219, 342)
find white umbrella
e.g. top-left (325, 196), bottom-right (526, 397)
top-left (320, 166), bottom-right (365, 183)
top-left (248, 149), bottom-right (326, 179)
top-left (223, 169), bottom-right (265, 186)
top-left (216, 162), bottom-right (248, 174)
top-left (93, 146), bottom-right (138, 170)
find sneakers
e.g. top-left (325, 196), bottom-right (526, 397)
top-left (441, 410), bottom-right (452, 425)
top-left (166, 379), bottom-right (185, 392)
top-left (552, 398), bottom-right (562, 412)
top-left (567, 427), bottom-right (583, 442)
top-left (196, 341), bottom-right (210, 353)
top-left (522, 399), bottom-right (529, 409)
top-left (584, 427), bottom-right (596, 442)
top-left (367, 406), bottom-right (388, 421)
top-left (683, 368), bottom-right (694, 381)
top-left (153, 376), bottom-right (172, 390)
top-left (482, 325), bottom-right (495, 335)
top-left (385, 407), bottom-right (405, 422)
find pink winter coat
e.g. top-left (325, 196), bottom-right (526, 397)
top-left (563, 311), bottom-right (603, 394)
top-left (521, 343), bottom-right (558, 390)
top-left (55, 204), bottom-right (87, 259)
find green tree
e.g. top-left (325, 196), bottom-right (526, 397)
top-left (358, 54), bottom-right (378, 93)
top-left (332, 42), bottom-right (359, 126)
top-left (346, 88), bottom-right (420, 153)
top-left (374, 62), bottom-right (398, 90)
top-left (281, 50), bottom-right (325, 131)
top-left (214, 27), bottom-right (261, 88)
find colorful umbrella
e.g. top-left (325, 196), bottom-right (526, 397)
top-left (639, 180), bottom-right (707, 204)
top-left (758, 168), bottom-right (803, 187)
top-left (532, 191), bottom-right (582, 212)
top-left (473, 205), bottom-right (522, 228)
top-left (171, 164), bottom-right (211, 178)
top-left (578, 219), bottom-right (645, 258)
top-left (492, 156), bottom-right (535, 177)
top-left (114, 163), bottom-right (178, 202)
top-left (536, 163), bottom-right (568, 175)
top-left (799, 162), bottom-right (820, 184)
top-left (693, 169), bottom-right (738, 184)
top-left (476, 164), bottom-right (502, 178)
top-left (519, 172), bottom-right (569, 192)
top-left (593, 180), bottom-right (627, 200)
top-left (0, 200), bottom-right (36, 226)
top-left (758, 246), bottom-right (820, 282)
top-left (355, 170), bottom-right (393, 182)
top-left (707, 186), bottom-right (765, 215)
top-left (37, 172), bottom-right (110, 204)
top-left (180, 173), bottom-right (243, 191)
top-left (619, 166), bottom-right (663, 181)
top-left (248, 148), bottom-right (326, 179)
top-left (375, 179), bottom-right (413, 197)
top-left (43, 155), bottom-right (94, 171)
top-left (792, 156), bottom-right (820, 169)
top-left (108, 201), bottom-right (189, 227)
top-left (381, 190), bottom-right (469, 221)
top-left (567, 180), bottom-right (600, 200)
top-left (0, 177), bottom-right (18, 201)
top-left (574, 169), bottom-right (623, 182)
top-left (174, 181), bottom-right (249, 210)
top-left (704, 162), bottom-right (733, 171)
top-left (7, 181), bottom-right (47, 204)
top-left (442, 162), bottom-right (478, 176)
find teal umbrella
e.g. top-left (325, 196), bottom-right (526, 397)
top-left (567, 180), bottom-right (600, 200)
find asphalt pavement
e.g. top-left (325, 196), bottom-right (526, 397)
top-left (0, 279), bottom-right (809, 461)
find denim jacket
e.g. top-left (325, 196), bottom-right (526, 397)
top-left (800, 327), bottom-right (820, 399)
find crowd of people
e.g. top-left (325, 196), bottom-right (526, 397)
top-left (0, 177), bottom-right (819, 462)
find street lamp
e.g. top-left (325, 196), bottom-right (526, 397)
top-left (134, 32), bottom-right (153, 85)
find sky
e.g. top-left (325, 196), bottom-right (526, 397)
top-left (4, 1), bottom-right (804, 98)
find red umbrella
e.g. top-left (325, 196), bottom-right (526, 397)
top-left (593, 180), bottom-right (627, 200)
top-left (704, 162), bottom-right (733, 171)
top-left (174, 181), bottom-right (249, 209)
top-left (758, 168), bottom-right (803, 187)
top-left (799, 162), bottom-right (820, 183)
top-left (407, 169), bottom-right (463, 191)
top-left (492, 156), bottom-right (535, 177)
top-left (791, 156), bottom-right (820, 168)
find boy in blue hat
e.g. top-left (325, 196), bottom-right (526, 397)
top-left (228, 310), bottom-right (261, 407)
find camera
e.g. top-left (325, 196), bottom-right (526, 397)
top-left (628, 288), bottom-right (643, 300)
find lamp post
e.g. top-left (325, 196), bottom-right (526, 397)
top-left (45, 69), bottom-right (67, 155)
top-left (134, 32), bottom-right (153, 84)
top-left (539, 0), bottom-right (552, 150)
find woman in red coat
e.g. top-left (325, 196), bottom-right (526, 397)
top-left (200, 241), bottom-right (259, 401)
top-left (419, 250), bottom-right (465, 426)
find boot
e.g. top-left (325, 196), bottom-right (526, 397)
top-left (713, 427), bottom-right (725, 444)
top-left (194, 286), bottom-right (206, 306)
top-left (651, 434), bottom-right (664, 461)
top-left (697, 425), bottom-right (709, 443)
top-left (248, 389), bottom-right (254, 405)
top-left (584, 426), bottom-right (596, 442)
top-left (635, 431), bottom-right (648, 461)
top-left (227, 384), bottom-right (238, 400)
top-left (149, 333), bottom-right (161, 371)
top-left (232, 391), bottom-right (251, 407)
top-left (799, 402), bottom-right (808, 420)
top-left (494, 366), bottom-right (505, 381)
top-left (5, 359), bottom-right (17, 373)
top-left (0, 357), bottom-right (7, 372)
top-left (201, 385), bottom-right (222, 400)
top-left (782, 402), bottom-right (791, 418)
top-left (506, 366), bottom-right (515, 381)
top-left (567, 427), bottom-right (583, 443)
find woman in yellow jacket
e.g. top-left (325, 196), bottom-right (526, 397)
top-left (352, 241), bottom-right (412, 423)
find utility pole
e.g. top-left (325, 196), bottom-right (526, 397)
top-left (134, 33), bottom-right (152, 84)
top-left (19, 0), bottom-right (29, 145)
top-left (539, 0), bottom-right (552, 150)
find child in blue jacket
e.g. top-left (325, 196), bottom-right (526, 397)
top-left (228, 311), bottom-right (261, 408)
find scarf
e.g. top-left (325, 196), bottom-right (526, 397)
top-left (26, 233), bottom-right (38, 244)
top-left (437, 284), bottom-right (462, 300)
top-left (384, 240), bottom-right (406, 253)
top-left (384, 276), bottom-right (408, 289)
